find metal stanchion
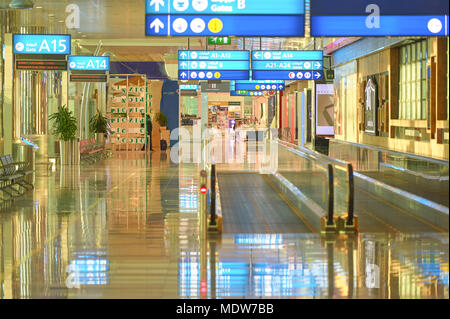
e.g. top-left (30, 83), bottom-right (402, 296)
top-left (199, 169), bottom-right (208, 298)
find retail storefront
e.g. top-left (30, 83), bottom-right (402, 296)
top-left (331, 37), bottom-right (449, 160)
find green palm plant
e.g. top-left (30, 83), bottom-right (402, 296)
top-left (89, 109), bottom-right (111, 138)
top-left (49, 105), bottom-right (78, 141)
top-left (155, 111), bottom-right (168, 127)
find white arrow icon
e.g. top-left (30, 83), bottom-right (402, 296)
top-left (314, 62), bottom-right (322, 69)
top-left (180, 72), bottom-right (187, 79)
top-left (279, 85), bottom-right (283, 90)
top-left (150, 0), bottom-right (164, 11)
top-left (150, 18), bottom-right (164, 33)
top-left (180, 62), bottom-right (187, 68)
top-left (254, 52), bottom-right (261, 59)
top-left (180, 52), bottom-right (187, 59)
top-left (314, 72), bottom-right (321, 79)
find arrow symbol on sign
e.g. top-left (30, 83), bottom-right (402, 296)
top-left (180, 72), bottom-right (187, 79)
top-left (254, 52), bottom-right (261, 59)
top-left (180, 62), bottom-right (187, 68)
top-left (314, 62), bottom-right (322, 69)
top-left (314, 72), bottom-right (321, 79)
top-left (150, 18), bottom-right (164, 33)
top-left (150, 0), bottom-right (164, 11)
top-left (278, 85), bottom-right (283, 90)
top-left (180, 52), bottom-right (187, 59)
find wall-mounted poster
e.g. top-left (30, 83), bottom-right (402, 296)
top-left (364, 76), bottom-right (378, 135)
top-left (315, 84), bottom-right (335, 136)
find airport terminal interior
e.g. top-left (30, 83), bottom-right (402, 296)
top-left (0, 0), bottom-right (448, 299)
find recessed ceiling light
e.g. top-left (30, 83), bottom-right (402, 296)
top-left (48, 13), bottom-right (54, 17)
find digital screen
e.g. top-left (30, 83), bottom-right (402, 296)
top-left (15, 60), bottom-right (68, 71)
top-left (69, 56), bottom-right (110, 71)
top-left (13, 34), bottom-right (71, 55)
top-left (315, 84), bottom-right (335, 136)
top-left (70, 74), bottom-right (108, 82)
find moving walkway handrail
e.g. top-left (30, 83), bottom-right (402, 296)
top-left (276, 139), bottom-right (355, 227)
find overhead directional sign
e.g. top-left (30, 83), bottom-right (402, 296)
top-left (251, 51), bottom-right (324, 81)
top-left (146, 0), bottom-right (305, 36)
top-left (311, 0), bottom-right (449, 36)
top-left (13, 34), bottom-right (71, 55)
top-left (178, 50), bottom-right (250, 80)
top-left (230, 90), bottom-right (265, 97)
top-left (208, 37), bottom-right (231, 45)
top-left (231, 80), bottom-right (285, 91)
top-left (68, 56), bottom-right (110, 71)
top-left (179, 84), bottom-right (199, 90)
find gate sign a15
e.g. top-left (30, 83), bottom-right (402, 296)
top-left (178, 50), bottom-right (250, 80)
top-left (68, 56), bottom-right (110, 71)
top-left (251, 51), bottom-right (323, 81)
top-left (13, 34), bottom-right (71, 55)
top-left (146, 0), bottom-right (305, 36)
top-left (311, 0), bottom-right (449, 36)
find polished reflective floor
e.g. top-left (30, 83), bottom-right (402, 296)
top-left (0, 149), bottom-right (448, 299)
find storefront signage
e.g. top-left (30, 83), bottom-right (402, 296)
top-left (251, 50), bottom-right (323, 80)
top-left (146, 0), bottom-right (305, 36)
top-left (315, 84), bottom-right (335, 136)
top-left (179, 50), bottom-right (250, 80)
top-left (13, 34), bottom-right (71, 55)
top-left (311, 0), bottom-right (449, 36)
top-left (68, 56), bottom-right (110, 71)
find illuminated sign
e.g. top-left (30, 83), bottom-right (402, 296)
top-left (15, 60), bottom-right (68, 71)
top-left (230, 90), bottom-right (264, 96)
top-left (251, 51), bottom-right (323, 80)
top-left (315, 84), bottom-right (335, 136)
top-left (146, 0), bottom-right (305, 36)
top-left (311, 0), bottom-right (449, 36)
top-left (70, 74), bottom-right (108, 82)
top-left (180, 84), bottom-right (199, 90)
top-left (68, 56), bottom-right (110, 71)
top-left (13, 34), bottom-right (71, 55)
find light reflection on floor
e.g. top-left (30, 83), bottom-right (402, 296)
top-left (0, 151), bottom-right (448, 299)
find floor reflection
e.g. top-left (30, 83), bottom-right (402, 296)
top-left (0, 151), bottom-right (448, 299)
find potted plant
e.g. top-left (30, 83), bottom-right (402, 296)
top-left (155, 111), bottom-right (168, 130)
top-left (89, 109), bottom-right (111, 144)
top-left (49, 105), bottom-right (79, 165)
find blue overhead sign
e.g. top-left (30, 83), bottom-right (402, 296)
top-left (179, 84), bottom-right (198, 90)
top-left (178, 50), bottom-right (250, 80)
top-left (234, 81), bottom-right (285, 91)
top-left (311, 0), bottom-right (449, 36)
top-left (146, 0), bottom-right (305, 36)
top-left (230, 91), bottom-right (265, 97)
top-left (13, 34), bottom-right (71, 55)
top-left (68, 56), bottom-right (110, 71)
top-left (251, 51), bottom-right (324, 81)
top-left (146, 0), bottom-right (304, 15)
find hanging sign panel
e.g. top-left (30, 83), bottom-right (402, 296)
top-left (13, 34), bottom-right (71, 55)
top-left (251, 50), bottom-right (323, 80)
top-left (311, 0), bottom-right (449, 36)
top-left (230, 90), bottom-right (265, 97)
top-left (146, 0), bottom-right (305, 36)
top-left (178, 50), bottom-right (250, 80)
top-left (69, 56), bottom-right (110, 71)
top-left (234, 81), bottom-right (285, 91)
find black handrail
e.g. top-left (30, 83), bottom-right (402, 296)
top-left (327, 164), bottom-right (334, 226)
top-left (210, 164), bottom-right (217, 226)
top-left (347, 164), bottom-right (355, 226)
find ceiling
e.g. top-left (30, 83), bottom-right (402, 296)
top-left (0, 1), bottom-right (335, 64)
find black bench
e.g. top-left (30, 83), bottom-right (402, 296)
top-left (0, 154), bottom-right (34, 201)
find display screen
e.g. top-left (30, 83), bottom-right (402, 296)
top-left (315, 84), bottom-right (335, 136)
top-left (69, 56), bottom-right (110, 71)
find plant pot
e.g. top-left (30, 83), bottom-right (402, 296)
top-left (96, 133), bottom-right (105, 145)
top-left (60, 140), bottom-right (80, 165)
